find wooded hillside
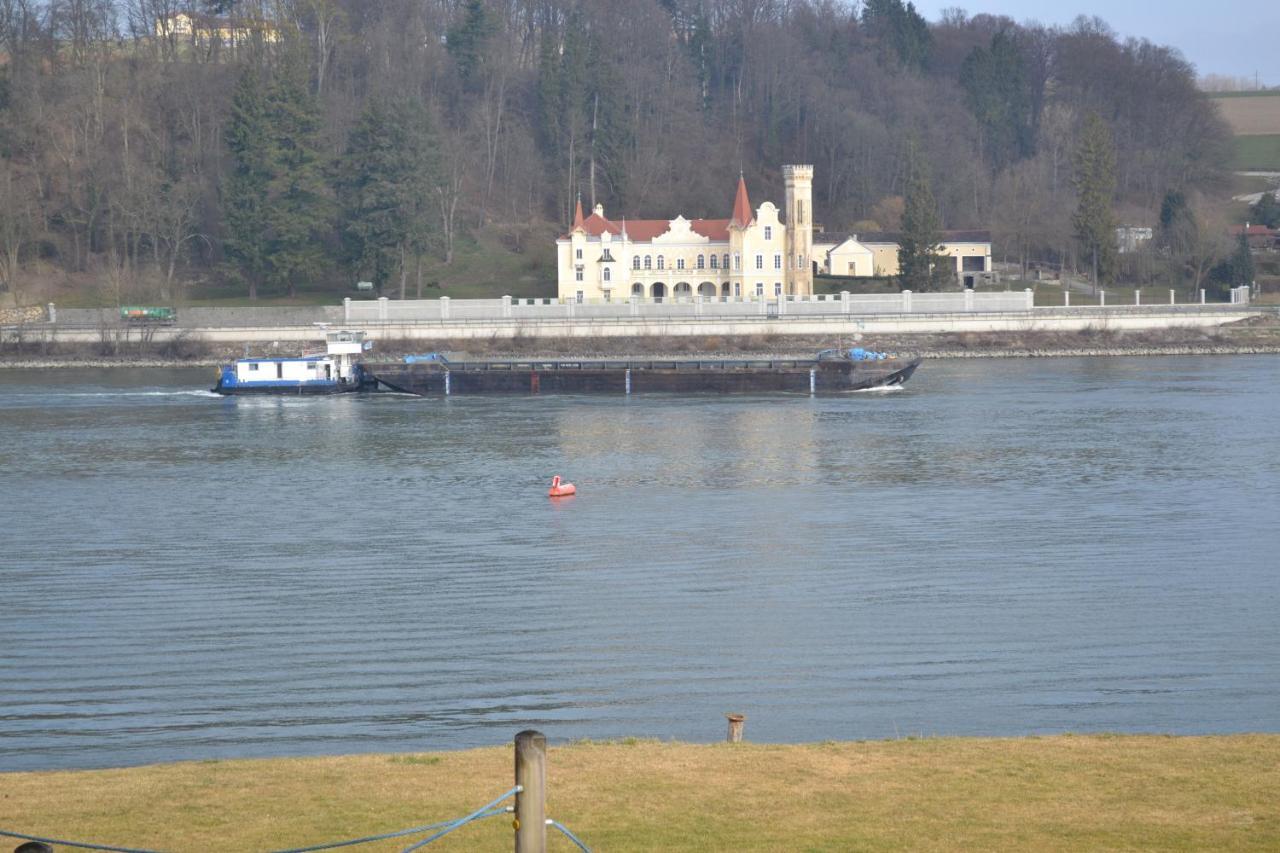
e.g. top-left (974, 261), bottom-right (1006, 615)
top-left (0, 0), bottom-right (1233, 302)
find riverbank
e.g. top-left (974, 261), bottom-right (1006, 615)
top-left (2, 735), bottom-right (1276, 851)
top-left (3, 317), bottom-right (1280, 368)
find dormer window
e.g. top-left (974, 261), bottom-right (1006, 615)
top-left (599, 248), bottom-right (616, 263)
top-left (764, 226), bottom-right (772, 240)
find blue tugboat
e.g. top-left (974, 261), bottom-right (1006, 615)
top-left (212, 329), bottom-right (371, 395)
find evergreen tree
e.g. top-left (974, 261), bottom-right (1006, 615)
top-left (1249, 191), bottom-right (1280, 228)
top-left (336, 98), bottom-right (438, 297)
top-left (960, 31), bottom-right (1035, 171)
top-left (222, 69), bottom-right (272, 300)
top-left (447, 0), bottom-right (494, 90)
top-left (861, 0), bottom-right (931, 72)
top-left (1072, 112), bottom-right (1117, 290)
top-left (263, 66), bottom-right (331, 298)
top-left (898, 144), bottom-right (948, 292)
top-left (1229, 232), bottom-right (1254, 288)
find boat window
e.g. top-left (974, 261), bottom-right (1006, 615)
top-left (248, 363), bottom-right (259, 371)
top-left (277, 363), bottom-right (283, 379)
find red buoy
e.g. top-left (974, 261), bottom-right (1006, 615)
top-left (548, 475), bottom-right (576, 497)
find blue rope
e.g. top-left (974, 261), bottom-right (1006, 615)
top-left (400, 786), bottom-right (521, 852)
top-left (548, 820), bottom-right (591, 852)
top-left (0, 829), bottom-right (161, 853)
top-left (266, 815), bottom-right (487, 853)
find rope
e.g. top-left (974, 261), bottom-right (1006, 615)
top-left (267, 815), bottom-right (496, 853)
top-left (0, 829), bottom-right (161, 853)
top-left (548, 820), bottom-right (591, 852)
top-left (400, 786), bottom-right (521, 852)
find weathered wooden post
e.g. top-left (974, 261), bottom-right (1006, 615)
top-left (726, 713), bottom-right (746, 743)
top-left (514, 730), bottom-right (547, 853)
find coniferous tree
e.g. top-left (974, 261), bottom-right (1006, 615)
top-left (263, 66), bottom-right (331, 298)
top-left (1072, 111), bottom-right (1117, 291)
top-left (1229, 233), bottom-right (1254, 288)
top-left (222, 69), bottom-right (272, 300)
top-left (861, 0), bottom-right (931, 72)
top-left (898, 144), bottom-right (948, 292)
top-left (1249, 192), bottom-right (1280, 228)
top-left (960, 31), bottom-right (1035, 171)
top-left (336, 98), bottom-right (438, 298)
top-left (447, 0), bottom-right (494, 90)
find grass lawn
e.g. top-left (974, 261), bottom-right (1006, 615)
top-left (2, 735), bottom-right (1277, 851)
top-left (1232, 135), bottom-right (1280, 171)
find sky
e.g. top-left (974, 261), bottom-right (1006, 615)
top-left (911, 1), bottom-right (1280, 87)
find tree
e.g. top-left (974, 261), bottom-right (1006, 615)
top-left (1071, 111), bottom-right (1117, 290)
top-left (898, 144), bottom-right (949, 292)
top-left (1228, 233), bottom-right (1254, 288)
top-left (1249, 191), bottom-right (1280, 228)
top-left (262, 65), bottom-right (331, 298)
top-left (861, 0), bottom-right (930, 72)
top-left (222, 68), bottom-right (272, 300)
top-left (446, 0), bottom-right (494, 90)
top-left (336, 98), bottom-right (437, 297)
top-left (960, 31), bottom-right (1035, 171)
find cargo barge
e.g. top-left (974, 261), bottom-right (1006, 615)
top-left (365, 349), bottom-right (920, 396)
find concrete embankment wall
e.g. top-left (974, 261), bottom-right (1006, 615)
top-left (54, 306), bottom-right (343, 328)
top-left (18, 305), bottom-right (1263, 344)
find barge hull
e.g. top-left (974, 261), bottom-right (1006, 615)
top-left (368, 358), bottom-right (919, 396)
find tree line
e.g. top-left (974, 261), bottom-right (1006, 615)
top-left (0, 0), bottom-right (1235, 302)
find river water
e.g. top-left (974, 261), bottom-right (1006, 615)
top-left (2, 357), bottom-right (1278, 771)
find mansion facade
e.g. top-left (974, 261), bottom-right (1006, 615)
top-left (556, 166), bottom-right (815, 302)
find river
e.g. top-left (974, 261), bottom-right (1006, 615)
top-left (2, 356), bottom-right (1278, 771)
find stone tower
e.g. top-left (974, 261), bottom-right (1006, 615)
top-left (783, 165), bottom-right (814, 296)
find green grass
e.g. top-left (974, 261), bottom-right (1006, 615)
top-left (1232, 135), bottom-right (1280, 170)
top-left (2, 735), bottom-right (1277, 851)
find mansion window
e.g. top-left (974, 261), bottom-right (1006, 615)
top-left (734, 282), bottom-right (741, 297)
top-left (755, 282), bottom-right (764, 296)
top-left (633, 257), bottom-right (641, 269)
top-left (575, 269), bottom-right (583, 281)
top-left (710, 255), bottom-right (719, 269)
top-left (644, 256), bottom-right (652, 269)
top-left (755, 254), bottom-right (763, 270)
top-left (603, 268), bottom-right (611, 282)
top-left (696, 255), bottom-right (705, 269)
top-left (723, 254), bottom-right (730, 269)
top-left (677, 258), bottom-right (685, 270)
top-left (575, 248), bottom-right (582, 260)
top-left (774, 282), bottom-right (782, 296)
top-left (796, 254), bottom-right (805, 269)
top-left (657, 256), bottom-right (665, 270)
top-left (732, 253), bottom-right (740, 270)
top-left (576, 291), bottom-right (584, 303)
top-left (798, 200), bottom-right (805, 224)
top-left (764, 226), bottom-right (772, 240)
top-left (774, 254), bottom-right (781, 270)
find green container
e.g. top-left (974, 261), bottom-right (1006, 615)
top-left (120, 306), bottom-right (176, 322)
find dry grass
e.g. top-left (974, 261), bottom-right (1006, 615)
top-left (1212, 94), bottom-right (1280, 136)
top-left (2, 735), bottom-right (1278, 851)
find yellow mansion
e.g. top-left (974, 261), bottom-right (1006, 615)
top-left (557, 165), bottom-right (816, 302)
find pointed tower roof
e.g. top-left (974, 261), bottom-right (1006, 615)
top-left (730, 172), bottom-right (753, 228)
top-left (571, 195), bottom-right (585, 231)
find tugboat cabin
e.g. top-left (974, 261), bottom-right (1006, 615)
top-left (213, 329), bottom-right (369, 395)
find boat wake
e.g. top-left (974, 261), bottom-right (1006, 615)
top-left (850, 384), bottom-right (906, 394)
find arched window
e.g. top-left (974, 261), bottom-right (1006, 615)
top-left (674, 282), bottom-right (692, 298)
top-left (651, 282), bottom-right (666, 300)
top-left (644, 255), bottom-right (652, 269)
top-left (632, 283), bottom-right (644, 297)
top-left (697, 254), bottom-right (705, 269)
top-left (657, 255), bottom-right (665, 270)
top-left (632, 256), bottom-right (641, 270)
top-left (603, 268), bottom-right (611, 282)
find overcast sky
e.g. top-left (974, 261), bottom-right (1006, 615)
top-left (911, 1), bottom-right (1280, 87)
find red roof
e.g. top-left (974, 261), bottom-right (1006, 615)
top-left (562, 176), bottom-right (746, 242)
top-left (730, 174), bottom-right (753, 227)
top-left (1233, 224), bottom-right (1279, 236)
top-left (568, 215), bottom-right (732, 242)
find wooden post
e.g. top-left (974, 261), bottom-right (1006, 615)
top-left (514, 730), bottom-right (546, 853)
top-left (726, 713), bottom-right (746, 743)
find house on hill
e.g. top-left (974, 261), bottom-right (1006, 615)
top-left (154, 12), bottom-right (280, 47)
top-left (556, 166), bottom-right (815, 302)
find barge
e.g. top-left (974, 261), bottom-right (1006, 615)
top-left (212, 329), bottom-right (370, 395)
top-left (366, 349), bottom-right (920, 396)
